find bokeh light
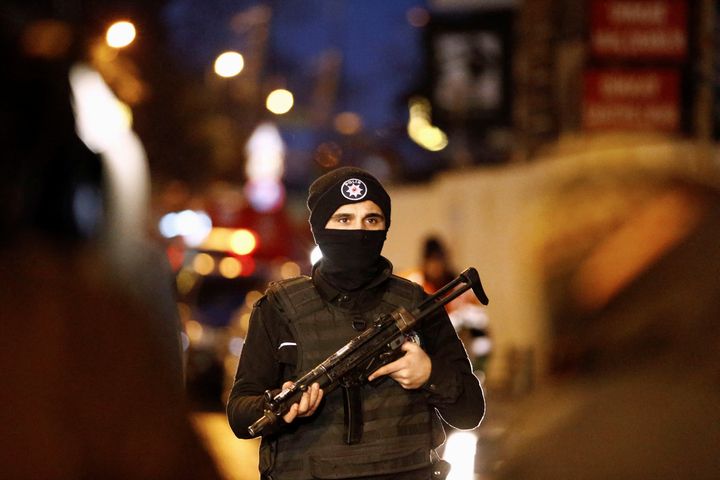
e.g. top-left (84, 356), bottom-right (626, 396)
top-left (406, 7), bottom-right (430, 28)
top-left (444, 431), bottom-right (478, 480)
top-left (219, 257), bottom-right (242, 278)
top-left (407, 96), bottom-right (448, 151)
top-left (192, 253), bottom-right (215, 275)
top-left (214, 51), bottom-right (245, 78)
top-left (266, 89), bottom-right (294, 114)
top-left (280, 261), bottom-right (301, 279)
top-left (314, 141), bottom-right (342, 168)
top-left (334, 111), bottom-right (363, 135)
top-left (176, 269), bottom-right (197, 295)
top-left (245, 290), bottom-right (263, 309)
top-left (185, 320), bottom-right (204, 343)
top-left (106, 21), bottom-right (136, 48)
top-left (229, 229), bottom-right (258, 255)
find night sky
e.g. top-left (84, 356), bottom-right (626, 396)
top-left (162, 0), bottom-right (438, 186)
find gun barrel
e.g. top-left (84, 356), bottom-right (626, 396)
top-left (248, 412), bottom-right (275, 436)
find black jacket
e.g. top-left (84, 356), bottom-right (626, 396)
top-left (226, 260), bottom-right (485, 477)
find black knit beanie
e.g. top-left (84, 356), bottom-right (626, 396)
top-left (307, 167), bottom-right (391, 236)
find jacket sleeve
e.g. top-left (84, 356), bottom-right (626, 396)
top-left (418, 303), bottom-right (485, 430)
top-left (226, 297), bottom-right (289, 438)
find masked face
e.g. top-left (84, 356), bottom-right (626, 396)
top-left (314, 200), bottom-right (387, 291)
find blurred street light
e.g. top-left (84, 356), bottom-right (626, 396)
top-left (266, 88), bottom-right (294, 114)
top-left (219, 257), bottom-right (242, 278)
top-left (192, 253), bottom-right (215, 275)
top-left (334, 111), bottom-right (362, 135)
top-left (407, 96), bottom-right (448, 151)
top-left (106, 21), bottom-right (136, 49)
top-left (214, 51), bottom-right (245, 78)
top-left (229, 229), bottom-right (258, 255)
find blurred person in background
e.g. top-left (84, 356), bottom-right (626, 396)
top-left (227, 167), bottom-right (485, 479)
top-left (0, 3), bottom-right (219, 478)
top-left (411, 236), bottom-right (458, 294)
top-left (405, 236), bottom-right (491, 374)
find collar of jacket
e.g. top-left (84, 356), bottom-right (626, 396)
top-left (312, 257), bottom-right (393, 310)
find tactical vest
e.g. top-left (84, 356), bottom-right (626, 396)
top-left (260, 275), bottom-right (436, 480)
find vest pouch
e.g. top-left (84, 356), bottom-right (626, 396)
top-left (309, 445), bottom-right (430, 479)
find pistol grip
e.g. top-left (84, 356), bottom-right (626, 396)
top-left (366, 348), bottom-right (405, 386)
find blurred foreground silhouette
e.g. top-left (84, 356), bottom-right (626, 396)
top-left (0, 4), bottom-right (220, 478)
top-left (490, 180), bottom-right (720, 479)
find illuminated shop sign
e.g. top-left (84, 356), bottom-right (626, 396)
top-left (582, 69), bottom-right (680, 132)
top-left (589, 0), bottom-right (687, 60)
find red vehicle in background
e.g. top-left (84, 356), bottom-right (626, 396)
top-left (162, 203), bottom-right (312, 410)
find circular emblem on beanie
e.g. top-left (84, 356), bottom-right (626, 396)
top-left (340, 178), bottom-right (367, 201)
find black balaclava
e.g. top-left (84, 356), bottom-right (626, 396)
top-left (307, 167), bottom-right (391, 291)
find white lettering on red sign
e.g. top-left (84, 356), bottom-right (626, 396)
top-left (599, 74), bottom-right (661, 98)
top-left (590, 0), bottom-right (687, 60)
top-left (582, 69), bottom-right (680, 132)
top-left (608, 2), bottom-right (669, 25)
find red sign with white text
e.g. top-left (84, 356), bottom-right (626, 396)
top-left (590, 0), bottom-right (687, 60)
top-left (583, 69), bottom-right (680, 132)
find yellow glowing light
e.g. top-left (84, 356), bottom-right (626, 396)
top-left (417, 125), bottom-right (448, 151)
top-left (185, 320), bottom-right (203, 343)
top-left (219, 257), bottom-right (242, 278)
top-left (245, 290), bottom-right (263, 309)
top-left (176, 269), bottom-right (197, 295)
top-left (200, 228), bottom-right (232, 252)
top-left (229, 229), bottom-right (258, 255)
top-left (106, 21), bottom-right (136, 49)
top-left (198, 227), bottom-right (262, 254)
top-left (407, 96), bottom-right (448, 151)
top-left (334, 112), bottom-right (362, 135)
top-left (238, 313), bottom-right (252, 339)
top-left (192, 253), bottom-right (215, 275)
top-left (266, 89), bottom-right (294, 114)
top-left (280, 261), bottom-right (301, 279)
top-left (214, 51), bottom-right (245, 78)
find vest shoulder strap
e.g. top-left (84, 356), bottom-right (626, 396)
top-left (382, 274), bottom-right (424, 308)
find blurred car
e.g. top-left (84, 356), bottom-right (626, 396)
top-left (170, 223), bottom-right (309, 410)
top-left (179, 265), bottom-right (267, 410)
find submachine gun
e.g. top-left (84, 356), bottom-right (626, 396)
top-left (248, 267), bottom-right (489, 441)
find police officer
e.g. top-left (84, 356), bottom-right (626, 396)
top-left (227, 167), bottom-right (485, 479)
